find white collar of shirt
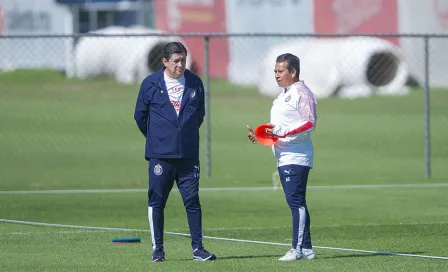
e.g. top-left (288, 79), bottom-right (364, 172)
top-left (164, 73), bottom-right (185, 84)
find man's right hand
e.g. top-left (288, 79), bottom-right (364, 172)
top-left (246, 125), bottom-right (257, 144)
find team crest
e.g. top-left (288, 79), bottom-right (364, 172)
top-left (154, 164), bottom-right (163, 176)
top-left (285, 95), bottom-right (291, 102)
top-left (190, 90), bottom-right (196, 98)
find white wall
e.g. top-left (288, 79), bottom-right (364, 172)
top-left (398, 0), bottom-right (448, 87)
top-left (225, 0), bottom-right (314, 86)
top-left (0, 0), bottom-right (73, 71)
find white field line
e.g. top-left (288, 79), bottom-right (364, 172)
top-left (0, 219), bottom-right (447, 261)
top-left (1, 230), bottom-right (103, 235)
top-left (4, 222), bottom-right (448, 235)
top-left (174, 221), bottom-right (448, 231)
top-left (1, 183), bottom-right (448, 195)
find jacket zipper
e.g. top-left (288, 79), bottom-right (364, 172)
top-left (178, 81), bottom-right (187, 158)
top-left (157, 79), bottom-right (182, 158)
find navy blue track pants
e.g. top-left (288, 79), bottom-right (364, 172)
top-left (148, 158), bottom-right (202, 250)
top-left (278, 164), bottom-right (312, 249)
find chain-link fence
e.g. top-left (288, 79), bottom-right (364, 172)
top-left (0, 33), bottom-right (447, 189)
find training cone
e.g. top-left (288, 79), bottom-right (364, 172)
top-left (254, 124), bottom-right (278, 146)
top-left (112, 238), bottom-right (141, 244)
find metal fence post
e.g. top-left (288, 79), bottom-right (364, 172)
top-left (424, 36), bottom-right (431, 179)
top-left (204, 35), bottom-right (211, 177)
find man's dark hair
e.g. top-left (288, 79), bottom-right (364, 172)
top-left (276, 53), bottom-right (300, 79)
top-left (162, 42), bottom-right (188, 60)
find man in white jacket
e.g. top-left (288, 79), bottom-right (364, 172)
top-left (247, 53), bottom-right (317, 261)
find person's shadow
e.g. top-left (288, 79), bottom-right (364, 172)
top-left (179, 251), bottom-right (427, 261)
top-left (316, 251), bottom-right (426, 259)
top-left (178, 254), bottom-right (280, 261)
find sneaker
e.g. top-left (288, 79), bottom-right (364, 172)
top-left (152, 248), bottom-right (165, 262)
top-left (192, 247), bottom-right (216, 261)
top-left (279, 248), bottom-right (302, 261)
top-left (302, 248), bottom-right (316, 260)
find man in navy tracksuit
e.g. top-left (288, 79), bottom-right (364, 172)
top-left (134, 42), bottom-right (216, 262)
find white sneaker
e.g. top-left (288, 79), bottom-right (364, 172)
top-left (302, 248), bottom-right (316, 260)
top-left (278, 248), bottom-right (301, 261)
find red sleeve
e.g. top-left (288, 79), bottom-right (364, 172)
top-left (283, 122), bottom-right (314, 137)
top-left (283, 91), bottom-right (316, 137)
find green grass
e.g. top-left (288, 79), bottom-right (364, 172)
top-left (1, 188), bottom-right (448, 271)
top-left (0, 70), bottom-right (447, 191)
top-left (0, 70), bottom-right (447, 271)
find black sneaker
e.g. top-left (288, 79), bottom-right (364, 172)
top-left (192, 247), bottom-right (216, 261)
top-left (152, 248), bottom-right (165, 262)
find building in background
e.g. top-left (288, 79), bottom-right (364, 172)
top-left (55, 0), bottom-right (154, 33)
top-left (0, 0), bottom-right (73, 71)
top-left (152, 0), bottom-right (228, 78)
top-left (0, 0), bottom-right (157, 73)
top-left (314, 0), bottom-right (399, 45)
top-left (2, 0), bottom-right (448, 89)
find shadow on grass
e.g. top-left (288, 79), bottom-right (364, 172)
top-left (178, 254), bottom-right (281, 261)
top-left (184, 251), bottom-right (428, 261)
top-left (320, 251), bottom-right (425, 259)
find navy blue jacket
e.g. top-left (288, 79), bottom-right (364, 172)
top-left (134, 68), bottom-right (205, 160)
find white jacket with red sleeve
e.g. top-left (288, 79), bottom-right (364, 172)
top-left (269, 81), bottom-right (317, 168)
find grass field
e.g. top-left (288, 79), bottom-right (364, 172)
top-left (0, 71), bottom-right (447, 271)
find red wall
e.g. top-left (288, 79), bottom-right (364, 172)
top-left (313, 0), bottom-right (399, 45)
top-left (0, 4), bottom-right (5, 34)
top-left (153, 0), bottom-right (229, 78)
top-left (153, 0), bottom-right (401, 78)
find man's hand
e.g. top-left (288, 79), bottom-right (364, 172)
top-left (246, 125), bottom-right (257, 144)
top-left (265, 124), bottom-right (276, 137)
